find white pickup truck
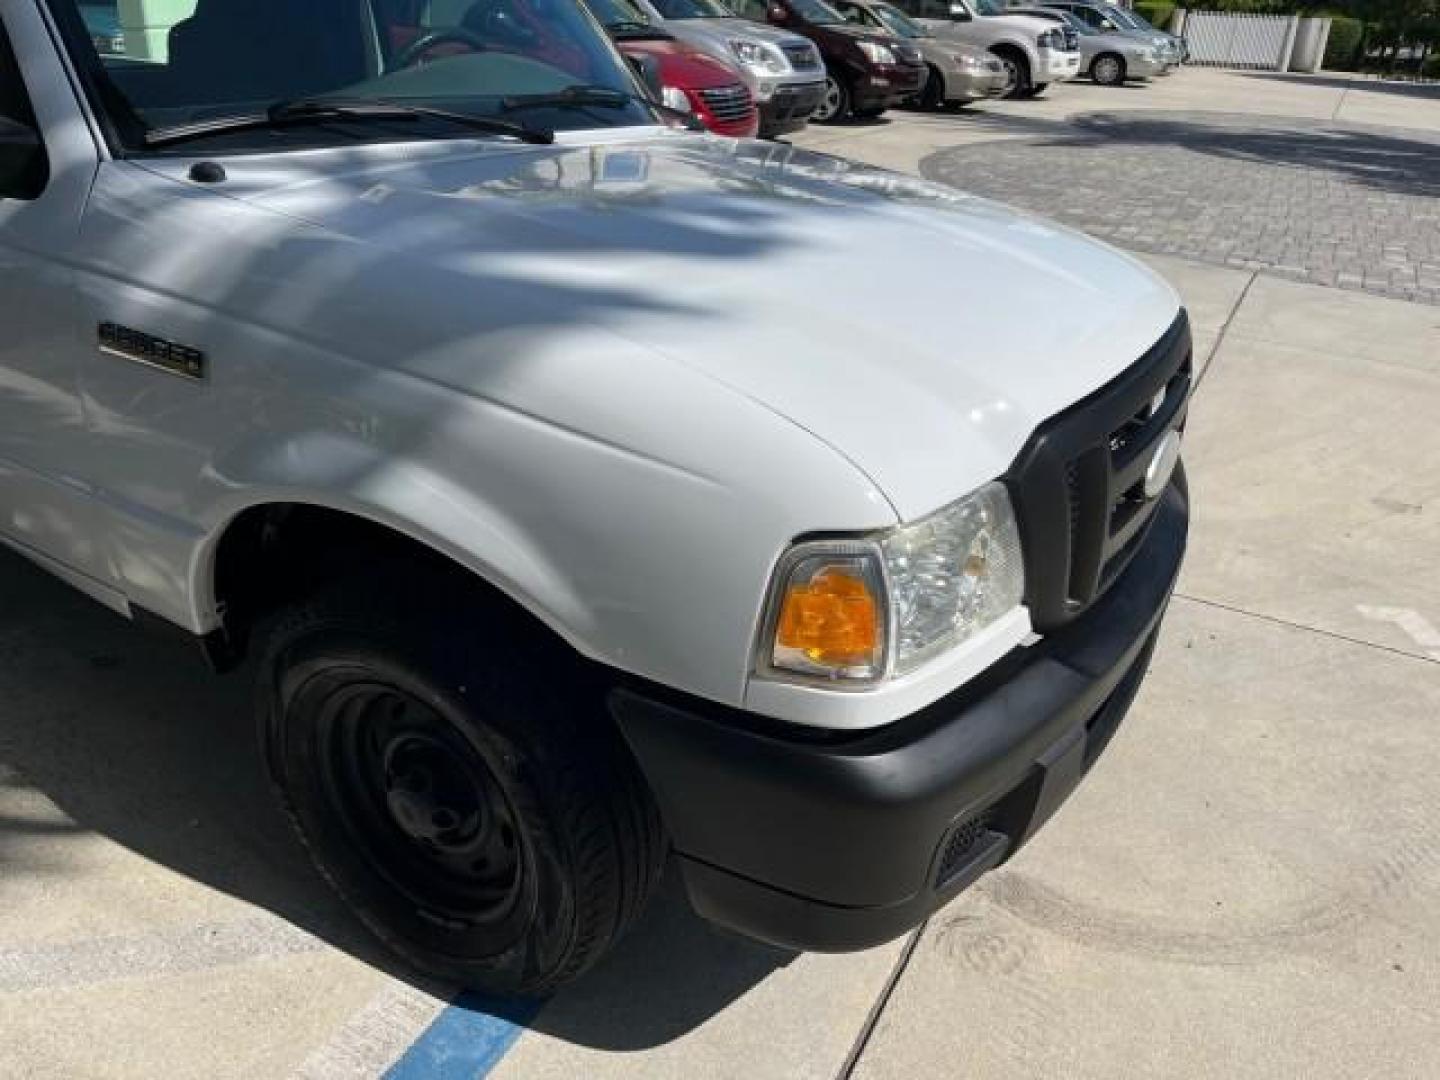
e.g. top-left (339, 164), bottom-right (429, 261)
top-left (892, 0), bottom-right (1082, 96)
top-left (1, 0), bottom-right (1190, 995)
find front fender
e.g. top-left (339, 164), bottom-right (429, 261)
top-left (191, 431), bottom-right (593, 652)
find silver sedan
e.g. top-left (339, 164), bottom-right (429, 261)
top-left (1012, 7), bottom-right (1169, 84)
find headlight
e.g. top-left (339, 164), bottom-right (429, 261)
top-left (955, 53), bottom-right (985, 71)
top-left (729, 38), bottom-right (787, 74)
top-left (857, 40), bottom-right (897, 65)
top-left (661, 85), bottom-right (693, 113)
top-left (1037, 28), bottom-right (1063, 49)
top-left (758, 482), bottom-right (1025, 683)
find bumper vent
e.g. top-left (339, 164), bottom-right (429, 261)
top-left (1009, 312), bottom-right (1192, 631)
top-left (697, 84), bottom-right (755, 124)
top-left (936, 809), bottom-right (995, 887)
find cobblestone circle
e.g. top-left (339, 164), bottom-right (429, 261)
top-left (920, 111), bottom-right (1440, 306)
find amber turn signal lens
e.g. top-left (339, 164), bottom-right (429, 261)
top-left (776, 566), bottom-right (880, 667)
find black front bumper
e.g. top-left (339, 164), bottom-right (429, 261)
top-left (611, 473), bottom-right (1187, 952)
top-left (758, 81), bottom-right (826, 137)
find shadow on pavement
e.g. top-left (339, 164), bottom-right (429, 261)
top-left (1068, 111), bottom-right (1440, 198)
top-left (923, 106), bottom-right (1440, 199)
top-left (1241, 71), bottom-right (1440, 100)
top-left (0, 545), bottom-right (786, 1050)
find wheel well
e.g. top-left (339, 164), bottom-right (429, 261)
top-left (210, 504), bottom-right (555, 667)
top-left (990, 42), bottom-right (1028, 67)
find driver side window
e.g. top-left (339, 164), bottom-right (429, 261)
top-left (0, 20), bottom-right (32, 124)
top-left (0, 16), bottom-right (48, 200)
top-left (733, 0), bottom-right (770, 20)
top-left (908, 0), bottom-right (954, 18)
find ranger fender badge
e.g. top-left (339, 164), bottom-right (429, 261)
top-left (98, 323), bottom-right (206, 381)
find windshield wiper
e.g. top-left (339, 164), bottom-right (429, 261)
top-left (145, 97), bottom-right (553, 149)
top-left (501, 84), bottom-right (704, 129)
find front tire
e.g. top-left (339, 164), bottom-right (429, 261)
top-left (812, 71), bottom-right (850, 123)
top-left (992, 47), bottom-right (1031, 99)
top-left (1092, 53), bottom-right (1126, 86)
top-left (918, 64), bottom-right (946, 110)
top-left (258, 581), bottom-right (666, 996)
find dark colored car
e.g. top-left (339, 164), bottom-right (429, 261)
top-left (731, 0), bottom-right (926, 123)
top-left (585, 0), bottom-right (762, 136)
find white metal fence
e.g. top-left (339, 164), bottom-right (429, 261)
top-left (1181, 11), bottom-right (1298, 70)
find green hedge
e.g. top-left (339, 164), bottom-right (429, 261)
top-left (1131, 2), bottom-right (1175, 30)
top-left (1424, 53), bottom-right (1440, 79)
top-left (1323, 15), bottom-right (1364, 70)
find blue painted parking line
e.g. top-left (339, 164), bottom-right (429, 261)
top-left (384, 992), bottom-right (543, 1080)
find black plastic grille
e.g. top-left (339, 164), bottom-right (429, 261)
top-left (697, 84), bottom-right (755, 123)
top-left (782, 43), bottom-right (819, 69)
top-left (770, 81), bottom-right (825, 120)
top-left (1008, 312), bottom-right (1192, 631)
top-left (936, 809), bottom-right (994, 886)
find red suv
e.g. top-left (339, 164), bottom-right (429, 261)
top-left (733, 0), bottom-right (924, 122)
top-left (586, 0), bottom-right (761, 137)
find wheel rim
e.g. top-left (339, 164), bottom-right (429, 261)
top-left (814, 76), bottom-right (842, 121)
top-left (998, 57), bottom-right (1020, 96)
top-left (1096, 56), bottom-right (1120, 84)
top-left (316, 680), bottom-right (524, 925)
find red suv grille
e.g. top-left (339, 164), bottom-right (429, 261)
top-left (698, 84), bottom-right (754, 123)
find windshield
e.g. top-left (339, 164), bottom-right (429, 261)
top-left (651, 0), bottom-right (734, 16)
top-left (1036, 9), bottom-right (1090, 33)
top-left (869, 3), bottom-right (928, 37)
top-left (787, 0), bottom-right (847, 26)
top-left (972, 0), bottom-right (1004, 15)
top-left (1102, 4), bottom-right (1147, 30)
top-left (585, 0), bottom-right (663, 30)
top-left (49, 0), bottom-right (655, 152)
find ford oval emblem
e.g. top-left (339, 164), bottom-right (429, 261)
top-left (1144, 430), bottom-right (1182, 500)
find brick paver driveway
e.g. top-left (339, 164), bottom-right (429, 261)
top-left (921, 110), bottom-right (1440, 305)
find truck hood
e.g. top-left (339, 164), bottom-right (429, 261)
top-left (982, 11), bottom-right (1066, 36)
top-left (144, 134), bottom-right (1179, 521)
top-left (677, 16), bottom-right (814, 50)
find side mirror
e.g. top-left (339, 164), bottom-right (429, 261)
top-left (768, 4), bottom-right (789, 23)
top-left (626, 53), bottom-right (665, 100)
top-left (0, 117), bottom-right (45, 200)
top-left (1100, 17), bottom-right (1116, 29)
top-left (947, 3), bottom-right (972, 20)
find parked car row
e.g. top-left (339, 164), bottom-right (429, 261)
top-left (75, 0), bottom-right (1185, 138)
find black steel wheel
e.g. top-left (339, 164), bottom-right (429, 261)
top-left (308, 679), bottom-right (526, 930)
top-left (259, 579), bottom-right (667, 996)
